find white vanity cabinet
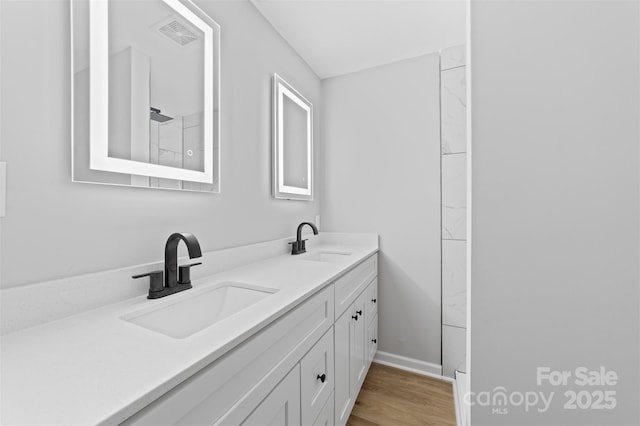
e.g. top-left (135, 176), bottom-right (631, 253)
top-left (123, 285), bottom-right (335, 426)
top-left (124, 253), bottom-right (378, 426)
top-left (334, 263), bottom-right (378, 426)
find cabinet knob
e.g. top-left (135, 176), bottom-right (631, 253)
top-left (371, 298), bottom-right (377, 303)
top-left (356, 310), bottom-right (363, 315)
top-left (352, 315), bottom-right (358, 321)
top-left (371, 338), bottom-right (377, 343)
top-left (317, 373), bottom-right (326, 383)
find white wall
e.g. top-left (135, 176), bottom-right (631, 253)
top-left (321, 55), bottom-right (442, 368)
top-left (0, 0), bottom-right (321, 288)
top-left (470, 1), bottom-right (639, 424)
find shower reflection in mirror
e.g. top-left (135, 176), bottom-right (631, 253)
top-left (71, 0), bottom-right (220, 192)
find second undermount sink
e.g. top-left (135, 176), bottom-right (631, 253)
top-left (121, 282), bottom-right (278, 339)
top-left (298, 251), bottom-right (352, 263)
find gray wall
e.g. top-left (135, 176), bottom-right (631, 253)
top-left (321, 54), bottom-right (442, 367)
top-left (0, 0), bottom-right (321, 288)
top-left (470, 1), bottom-right (639, 424)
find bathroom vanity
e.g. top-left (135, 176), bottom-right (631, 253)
top-left (0, 233), bottom-right (378, 425)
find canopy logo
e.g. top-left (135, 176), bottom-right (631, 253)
top-left (465, 366), bottom-right (618, 415)
top-left (464, 387), bottom-right (554, 414)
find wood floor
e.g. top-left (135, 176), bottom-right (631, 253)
top-left (346, 363), bottom-right (457, 426)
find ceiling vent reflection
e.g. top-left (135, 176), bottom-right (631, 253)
top-left (156, 17), bottom-right (200, 47)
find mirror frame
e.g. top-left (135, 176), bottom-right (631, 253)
top-left (272, 74), bottom-right (313, 201)
top-left (72, 0), bottom-right (220, 188)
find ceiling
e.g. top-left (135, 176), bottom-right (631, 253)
top-left (250, 0), bottom-right (466, 79)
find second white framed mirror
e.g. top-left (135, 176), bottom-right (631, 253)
top-left (272, 74), bottom-right (313, 201)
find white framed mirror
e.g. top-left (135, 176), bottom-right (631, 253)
top-left (71, 0), bottom-right (220, 192)
top-left (272, 74), bottom-right (313, 200)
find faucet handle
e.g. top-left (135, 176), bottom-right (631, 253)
top-left (178, 262), bottom-right (202, 285)
top-left (289, 239), bottom-right (308, 255)
top-left (132, 270), bottom-right (164, 297)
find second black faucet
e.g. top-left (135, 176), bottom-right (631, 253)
top-left (290, 222), bottom-right (318, 255)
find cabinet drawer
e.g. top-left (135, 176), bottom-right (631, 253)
top-left (312, 391), bottom-right (334, 426)
top-left (364, 278), bottom-right (378, 323)
top-left (123, 285), bottom-right (334, 426)
top-left (335, 255), bottom-right (377, 319)
top-left (301, 328), bottom-right (334, 425)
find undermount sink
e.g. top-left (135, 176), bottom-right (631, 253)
top-left (298, 251), bottom-right (352, 263)
top-left (121, 282), bottom-right (278, 339)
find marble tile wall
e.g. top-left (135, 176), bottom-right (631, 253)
top-left (442, 153), bottom-right (467, 240)
top-left (440, 44), bottom-right (467, 377)
top-left (442, 324), bottom-right (467, 377)
top-left (441, 66), bottom-right (466, 154)
top-left (440, 44), bottom-right (465, 71)
top-left (442, 239), bottom-right (466, 328)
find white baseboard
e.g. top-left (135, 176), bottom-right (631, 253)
top-left (373, 351), bottom-right (449, 381)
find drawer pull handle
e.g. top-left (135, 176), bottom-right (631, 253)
top-left (371, 338), bottom-right (377, 343)
top-left (356, 310), bottom-right (363, 315)
top-left (317, 373), bottom-right (326, 383)
top-left (352, 315), bottom-right (359, 321)
top-left (371, 298), bottom-right (377, 303)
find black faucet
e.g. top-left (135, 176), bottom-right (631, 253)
top-left (290, 222), bottom-right (318, 255)
top-left (132, 232), bottom-right (203, 299)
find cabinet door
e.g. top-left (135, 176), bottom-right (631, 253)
top-left (301, 328), bottom-right (334, 425)
top-left (242, 365), bottom-right (301, 426)
top-left (366, 314), bottom-right (378, 367)
top-left (351, 291), bottom-right (367, 391)
top-left (334, 308), bottom-right (354, 426)
top-left (313, 391), bottom-right (334, 426)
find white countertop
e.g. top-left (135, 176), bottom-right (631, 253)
top-left (0, 236), bottom-right (378, 425)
